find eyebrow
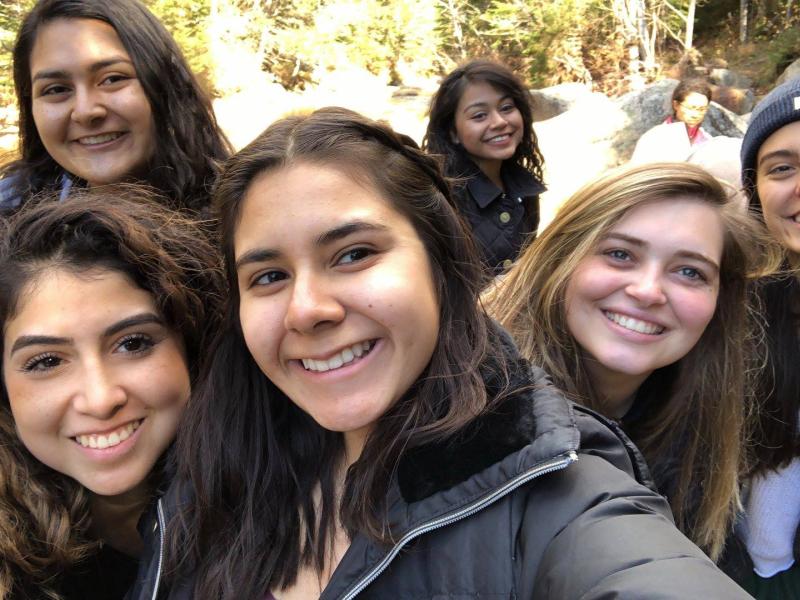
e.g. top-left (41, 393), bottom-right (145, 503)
top-left (758, 149), bottom-right (798, 167)
top-left (9, 312), bottom-right (163, 356)
top-left (32, 57), bottom-right (133, 83)
top-left (235, 220), bottom-right (389, 272)
top-left (462, 95), bottom-right (513, 113)
top-left (603, 233), bottom-right (720, 271)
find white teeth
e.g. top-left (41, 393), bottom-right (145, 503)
top-left (487, 134), bottom-right (509, 143)
top-left (75, 420), bottom-right (141, 449)
top-left (604, 311), bottom-right (664, 335)
top-left (301, 341), bottom-right (374, 372)
top-left (78, 132), bottom-right (122, 145)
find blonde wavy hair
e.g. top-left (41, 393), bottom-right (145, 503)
top-left (488, 162), bottom-right (781, 560)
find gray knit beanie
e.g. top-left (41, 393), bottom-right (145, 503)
top-left (740, 76), bottom-right (800, 205)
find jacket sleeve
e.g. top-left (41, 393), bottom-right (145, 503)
top-left (518, 454), bottom-right (753, 599)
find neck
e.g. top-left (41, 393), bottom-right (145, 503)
top-left (89, 482), bottom-right (150, 557)
top-left (343, 426), bottom-right (371, 468)
top-left (473, 158), bottom-right (504, 191)
top-left (584, 360), bottom-right (651, 419)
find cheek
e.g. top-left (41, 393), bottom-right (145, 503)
top-left (31, 103), bottom-right (63, 141)
top-left (673, 288), bottom-right (718, 335)
top-left (566, 262), bottom-right (619, 308)
top-left (239, 298), bottom-right (282, 369)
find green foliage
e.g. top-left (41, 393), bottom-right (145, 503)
top-left (765, 26), bottom-right (800, 76)
top-left (144, 0), bottom-right (214, 92)
top-left (0, 0), bottom-right (36, 123)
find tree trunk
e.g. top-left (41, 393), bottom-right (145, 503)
top-left (685, 0), bottom-right (696, 48)
top-left (739, 0), bottom-right (748, 43)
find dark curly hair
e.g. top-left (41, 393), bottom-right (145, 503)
top-left (0, 186), bottom-right (223, 598)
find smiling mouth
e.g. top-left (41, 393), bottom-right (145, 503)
top-left (301, 340), bottom-right (376, 373)
top-left (74, 419), bottom-right (142, 449)
top-left (76, 132), bottom-right (124, 146)
top-left (603, 311), bottom-right (665, 335)
top-left (484, 133), bottom-right (512, 143)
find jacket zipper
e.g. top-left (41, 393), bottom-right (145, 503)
top-left (150, 497), bottom-right (166, 600)
top-left (338, 450), bottom-right (578, 600)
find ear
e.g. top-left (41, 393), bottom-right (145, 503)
top-left (450, 129), bottom-right (460, 145)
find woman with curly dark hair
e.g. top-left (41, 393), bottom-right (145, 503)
top-left (423, 59), bottom-right (545, 274)
top-left (0, 187), bottom-right (222, 598)
top-left (0, 0), bottom-right (231, 213)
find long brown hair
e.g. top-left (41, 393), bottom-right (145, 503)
top-left (0, 187), bottom-right (222, 598)
top-left (2, 0), bottom-right (231, 211)
top-left (170, 107), bottom-right (517, 598)
top-left (489, 162), bottom-right (780, 560)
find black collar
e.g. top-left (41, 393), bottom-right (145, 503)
top-left (464, 162), bottom-right (545, 209)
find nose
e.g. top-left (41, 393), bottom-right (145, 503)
top-left (72, 361), bottom-right (127, 419)
top-left (489, 109), bottom-right (509, 129)
top-left (624, 267), bottom-right (667, 306)
top-left (70, 86), bottom-right (107, 126)
top-left (283, 274), bottom-right (345, 333)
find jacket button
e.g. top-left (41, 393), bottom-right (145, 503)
top-left (502, 259), bottom-right (513, 269)
top-left (499, 211), bottom-right (511, 224)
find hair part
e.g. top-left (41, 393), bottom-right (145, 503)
top-left (0, 186), bottom-right (222, 597)
top-left (488, 162), bottom-right (782, 560)
top-left (171, 107), bottom-right (511, 598)
top-left (2, 0), bottom-right (231, 211)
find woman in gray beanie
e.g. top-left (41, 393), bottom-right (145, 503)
top-left (730, 76), bottom-right (800, 598)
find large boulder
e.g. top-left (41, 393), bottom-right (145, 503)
top-left (533, 79), bottom-right (748, 228)
top-left (776, 58), bottom-right (800, 85)
top-left (529, 82), bottom-right (594, 121)
top-left (712, 85), bottom-right (755, 114)
top-left (709, 68), bottom-right (753, 89)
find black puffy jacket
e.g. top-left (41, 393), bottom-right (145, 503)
top-left (129, 362), bottom-right (751, 599)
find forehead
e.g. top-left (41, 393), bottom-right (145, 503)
top-left (758, 119), bottom-right (800, 159)
top-left (608, 197), bottom-right (724, 252)
top-left (456, 80), bottom-right (509, 108)
top-left (233, 163), bottom-right (414, 251)
top-left (678, 92), bottom-right (709, 105)
top-left (30, 17), bottom-right (129, 71)
top-left (5, 268), bottom-right (154, 337)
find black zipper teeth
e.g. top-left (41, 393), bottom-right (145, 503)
top-left (338, 451), bottom-right (578, 600)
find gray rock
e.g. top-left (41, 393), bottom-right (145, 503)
top-left (529, 82), bottom-right (594, 121)
top-left (709, 68), bottom-right (753, 89)
top-left (776, 58), bottom-right (800, 85)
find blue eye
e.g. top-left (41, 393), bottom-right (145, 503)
top-left (678, 266), bottom-right (705, 281)
top-left (337, 247), bottom-right (373, 265)
top-left (605, 249), bottom-right (631, 261)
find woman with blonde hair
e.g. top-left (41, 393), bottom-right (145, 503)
top-left (490, 162), bottom-right (779, 561)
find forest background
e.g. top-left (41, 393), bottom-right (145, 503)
top-left (1, 0), bottom-right (798, 148)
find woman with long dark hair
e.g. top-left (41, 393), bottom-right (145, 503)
top-left (139, 108), bottom-right (749, 599)
top-left (0, 188), bottom-right (221, 598)
top-left (423, 59), bottom-right (545, 274)
top-left (0, 0), bottom-right (231, 213)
